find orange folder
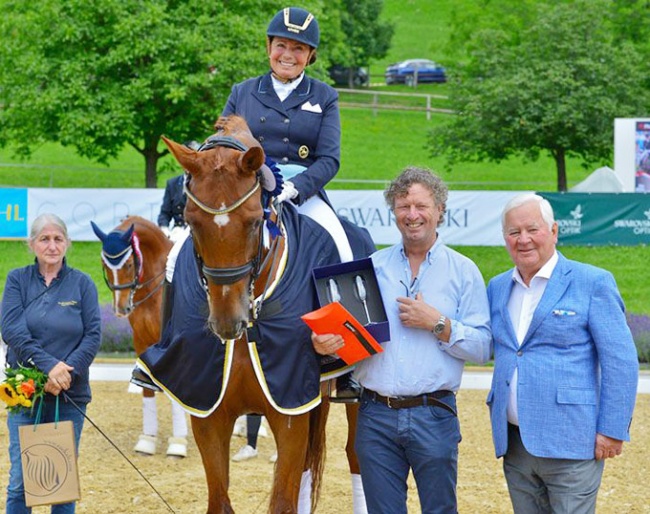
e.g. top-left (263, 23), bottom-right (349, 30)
top-left (301, 302), bottom-right (384, 365)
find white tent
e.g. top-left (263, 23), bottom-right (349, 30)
top-left (569, 166), bottom-right (624, 192)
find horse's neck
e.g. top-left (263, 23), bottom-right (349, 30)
top-left (139, 236), bottom-right (170, 282)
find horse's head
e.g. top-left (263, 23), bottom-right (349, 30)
top-left (162, 115), bottom-right (267, 340)
top-left (91, 220), bottom-right (143, 317)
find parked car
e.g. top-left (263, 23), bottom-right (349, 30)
top-left (328, 65), bottom-right (369, 87)
top-left (384, 59), bottom-right (446, 85)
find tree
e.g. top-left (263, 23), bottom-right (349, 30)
top-left (429, 0), bottom-right (646, 191)
top-left (330, 0), bottom-right (394, 88)
top-left (0, 0), bottom-right (338, 187)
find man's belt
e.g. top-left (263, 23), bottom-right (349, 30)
top-left (362, 388), bottom-right (457, 416)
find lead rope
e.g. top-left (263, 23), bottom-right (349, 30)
top-left (62, 392), bottom-right (176, 513)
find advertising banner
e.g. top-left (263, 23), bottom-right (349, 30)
top-left (0, 188), bottom-right (524, 246)
top-left (329, 190), bottom-right (522, 246)
top-left (540, 193), bottom-right (650, 246)
top-left (0, 188), bottom-right (28, 239)
top-left (27, 188), bottom-right (165, 241)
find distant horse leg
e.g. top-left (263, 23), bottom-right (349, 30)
top-left (192, 413), bottom-right (236, 514)
top-left (266, 412), bottom-right (311, 514)
top-left (166, 400), bottom-right (189, 457)
top-left (345, 403), bottom-right (368, 514)
top-left (134, 387), bottom-right (158, 455)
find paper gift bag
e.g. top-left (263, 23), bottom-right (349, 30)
top-left (19, 420), bottom-right (80, 507)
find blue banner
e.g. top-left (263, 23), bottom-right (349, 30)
top-left (0, 189), bottom-right (28, 238)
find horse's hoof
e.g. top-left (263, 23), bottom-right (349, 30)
top-left (166, 437), bottom-right (188, 458)
top-left (134, 434), bottom-right (157, 455)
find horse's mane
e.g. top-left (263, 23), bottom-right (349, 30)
top-left (213, 115), bottom-right (261, 150)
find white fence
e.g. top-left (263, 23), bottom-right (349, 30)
top-left (337, 88), bottom-right (454, 120)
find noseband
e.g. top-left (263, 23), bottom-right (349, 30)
top-left (184, 135), bottom-right (265, 287)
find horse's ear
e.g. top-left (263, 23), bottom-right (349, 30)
top-left (162, 136), bottom-right (199, 175)
top-left (239, 147), bottom-right (265, 175)
top-left (90, 221), bottom-right (107, 242)
top-left (122, 224), bottom-right (135, 243)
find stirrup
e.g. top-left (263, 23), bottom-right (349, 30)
top-left (131, 368), bottom-right (162, 392)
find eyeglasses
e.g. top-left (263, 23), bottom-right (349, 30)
top-left (400, 278), bottom-right (419, 299)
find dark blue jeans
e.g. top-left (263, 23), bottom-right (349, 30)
top-left (355, 393), bottom-right (460, 514)
top-left (6, 397), bottom-right (86, 514)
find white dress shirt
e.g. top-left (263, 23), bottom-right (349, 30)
top-left (506, 251), bottom-right (558, 425)
top-left (271, 73), bottom-right (304, 101)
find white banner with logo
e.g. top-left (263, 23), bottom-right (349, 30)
top-left (27, 188), bottom-right (165, 241)
top-left (0, 188), bottom-right (526, 246)
top-left (329, 190), bottom-right (523, 246)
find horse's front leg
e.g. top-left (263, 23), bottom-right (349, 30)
top-left (344, 402), bottom-right (360, 473)
top-left (266, 412), bottom-right (311, 514)
top-left (192, 413), bottom-right (236, 514)
top-left (133, 387), bottom-right (159, 455)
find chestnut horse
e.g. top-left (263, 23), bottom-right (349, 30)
top-left (137, 116), bottom-right (369, 513)
top-left (90, 216), bottom-right (189, 457)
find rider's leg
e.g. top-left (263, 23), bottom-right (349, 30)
top-left (297, 197), bottom-right (359, 399)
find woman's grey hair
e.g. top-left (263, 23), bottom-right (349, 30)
top-left (29, 213), bottom-right (70, 242)
top-left (501, 193), bottom-right (555, 231)
top-left (384, 166), bottom-right (448, 227)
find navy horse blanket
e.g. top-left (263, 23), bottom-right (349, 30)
top-left (137, 205), bottom-right (374, 417)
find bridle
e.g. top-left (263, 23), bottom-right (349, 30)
top-left (184, 135), bottom-right (277, 291)
top-left (102, 244), bottom-right (166, 312)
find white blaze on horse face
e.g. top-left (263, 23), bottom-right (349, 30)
top-left (110, 268), bottom-right (127, 317)
top-left (213, 207), bottom-right (230, 227)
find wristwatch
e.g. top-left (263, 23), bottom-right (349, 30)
top-left (433, 315), bottom-right (447, 335)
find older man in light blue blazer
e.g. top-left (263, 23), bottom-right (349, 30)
top-left (487, 193), bottom-right (638, 514)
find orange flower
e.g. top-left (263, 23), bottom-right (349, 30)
top-left (20, 379), bottom-right (36, 398)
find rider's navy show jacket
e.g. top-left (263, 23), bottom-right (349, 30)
top-left (222, 72), bottom-right (341, 205)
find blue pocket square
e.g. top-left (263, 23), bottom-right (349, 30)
top-left (552, 309), bottom-right (576, 316)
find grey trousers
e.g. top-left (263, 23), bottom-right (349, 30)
top-left (503, 424), bottom-right (605, 514)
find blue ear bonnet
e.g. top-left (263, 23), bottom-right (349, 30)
top-left (90, 221), bottom-right (135, 268)
top-left (100, 231), bottom-right (133, 267)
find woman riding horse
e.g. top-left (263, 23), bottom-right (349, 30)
top-left (134, 115), bottom-right (373, 513)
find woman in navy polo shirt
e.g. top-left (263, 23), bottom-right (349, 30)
top-left (1, 213), bottom-right (101, 514)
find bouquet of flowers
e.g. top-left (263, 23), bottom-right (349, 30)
top-left (0, 365), bottom-right (48, 414)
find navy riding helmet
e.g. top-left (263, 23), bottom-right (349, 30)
top-left (267, 7), bottom-right (320, 63)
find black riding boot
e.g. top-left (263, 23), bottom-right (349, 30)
top-left (333, 371), bottom-right (361, 401)
top-left (130, 280), bottom-right (172, 392)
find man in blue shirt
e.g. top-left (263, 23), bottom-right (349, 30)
top-left (313, 167), bottom-right (491, 513)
